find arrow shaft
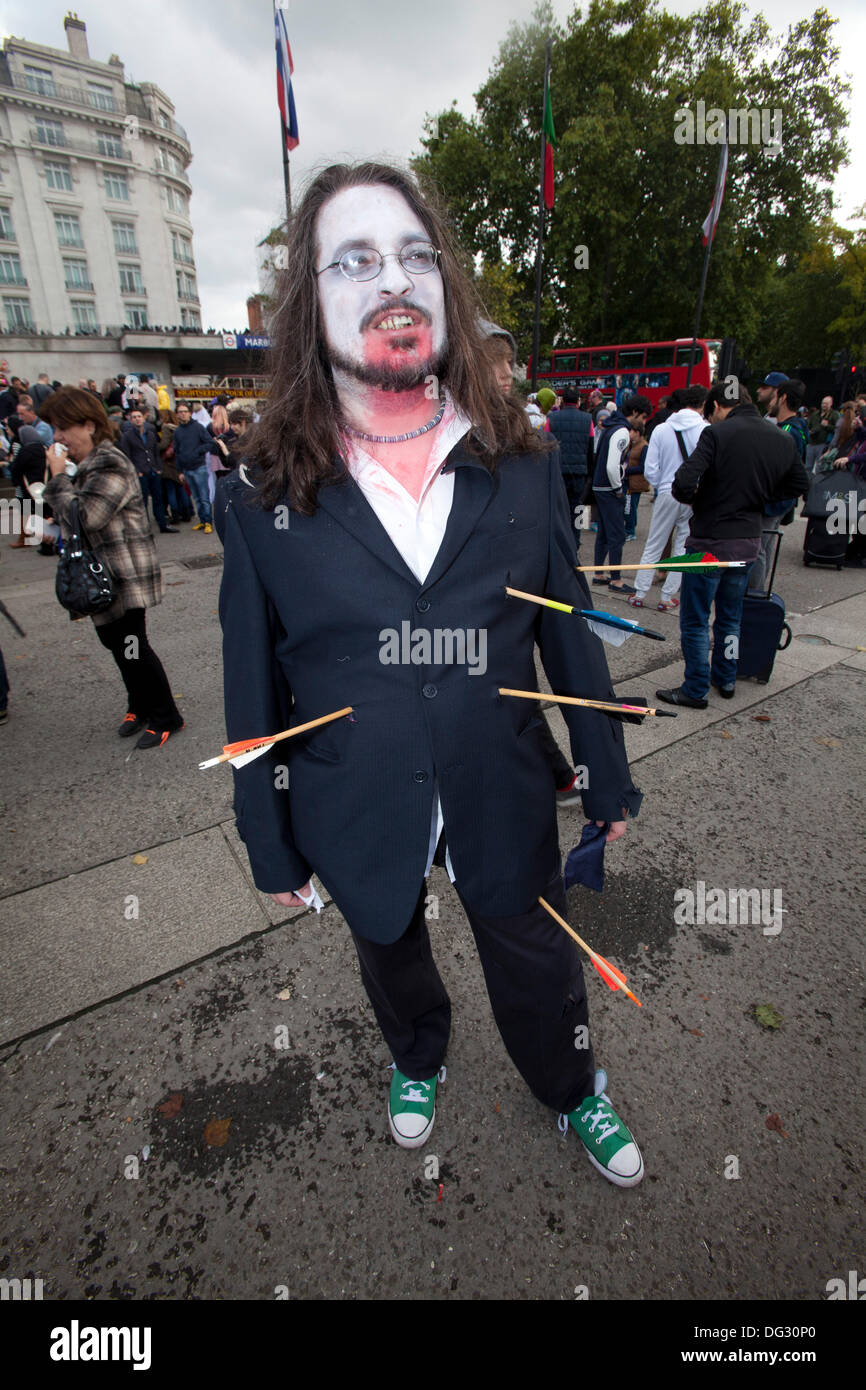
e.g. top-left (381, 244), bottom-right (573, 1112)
top-left (538, 896), bottom-right (642, 1006)
top-left (499, 687), bottom-right (666, 717)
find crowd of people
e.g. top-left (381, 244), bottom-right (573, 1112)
top-left (0, 372), bottom-right (255, 738)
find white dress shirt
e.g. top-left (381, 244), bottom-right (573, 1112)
top-left (339, 396), bottom-right (472, 886)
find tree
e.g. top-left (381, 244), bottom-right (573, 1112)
top-left (412, 0), bottom-right (850, 369)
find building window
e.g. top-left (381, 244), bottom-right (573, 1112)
top-left (35, 118), bottom-right (65, 147)
top-left (87, 82), bottom-right (115, 112)
top-left (171, 231), bottom-right (194, 265)
top-left (112, 221), bottom-right (138, 254)
top-left (45, 160), bottom-right (73, 192)
top-left (97, 132), bottom-right (124, 159)
top-left (157, 110), bottom-right (171, 129)
top-left (3, 298), bottom-right (33, 331)
top-left (166, 186), bottom-right (188, 216)
top-left (71, 300), bottom-right (98, 330)
top-left (176, 269), bottom-right (197, 301)
top-left (24, 64), bottom-right (55, 96)
top-left (63, 258), bottom-right (91, 290)
top-left (54, 213), bottom-right (83, 248)
top-left (157, 149), bottom-right (182, 176)
top-left (123, 303), bottom-right (147, 328)
top-left (119, 263), bottom-right (144, 294)
top-left (180, 307), bottom-right (201, 329)
top-left (105, 173), bottom-right (130, 201)
top-left (0, 207), bottom-right (15, 242)
top-left (0, 253), bottom-right (25, 286)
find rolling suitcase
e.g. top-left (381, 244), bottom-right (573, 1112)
top-left (737, 531), bottom-right (791, 683)
top-left (803, 514), bottom-right (847, 569)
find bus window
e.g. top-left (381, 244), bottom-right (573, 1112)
top-left (591, 350), bottom-right (616, 369)
top-left (617, 349), bottom-right (644, 369)
top-left (578, 352), bottom-right (590, 371)
top-left (645, 345), bottom-right (674, 367)
top-left (676, 343), bottom-right (704, 367)
top-left (537, 357), bottom-right (552, 374)
top-left (554, 352), bottom-right (577, 373)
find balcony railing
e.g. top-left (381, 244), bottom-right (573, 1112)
top-left (119, 284), bottom-right (147, 297)
top-left (7, 72), bottom-right (121, 113)
top-left (0, 272), bottom-right (27, 287)
top-left (64, 279), bottom-right (94, 292)
top-left (173, 249), bottom-right (195, 266)
top-left (177, 291), bottom-right (199, 303)
top-left (29, 129), bottom-right (131, 161)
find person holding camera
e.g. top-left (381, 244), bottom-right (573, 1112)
top-left (40, 387), bottom-right (183, 750)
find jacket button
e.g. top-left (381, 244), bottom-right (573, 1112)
top-left (413, 770), bottom-right (428, 783)
top-left (422, 684), bottom-right (437, 699)
top-left (416, 597), bottom-right (430, 612)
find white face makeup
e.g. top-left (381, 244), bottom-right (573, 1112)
top-left (315, 184), bottom-right (446, 394)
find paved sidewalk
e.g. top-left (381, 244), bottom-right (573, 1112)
top-left (1, 513), bottom-right (863, 1300)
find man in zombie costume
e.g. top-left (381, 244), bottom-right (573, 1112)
top-left (214, 162), bottom-right (645, 1185)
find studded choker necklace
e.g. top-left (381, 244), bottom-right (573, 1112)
top-left (343, 401), bottom-right (445, 445)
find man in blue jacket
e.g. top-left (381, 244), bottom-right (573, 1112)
top-left (547, 386), bottom-right (591, 555)
top-left (119, 407), bottom-right (177, 533)
top-left (215, 162), bottom-right (645, 1185)
top-left (173, 402), bottom-right (214, 531)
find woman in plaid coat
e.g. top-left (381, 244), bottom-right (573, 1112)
top-left (41, 387), bottom-right (183, 750)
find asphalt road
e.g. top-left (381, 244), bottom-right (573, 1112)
top-left (0, 503), bottom-right (863, 1304)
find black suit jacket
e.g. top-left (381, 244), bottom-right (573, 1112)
top-left (214, 437), bottom-right (642, 943)
top-left (119, 422), bottom-right (160, 474)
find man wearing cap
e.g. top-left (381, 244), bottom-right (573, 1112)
top-left (756, 372), bottom-right (788, 424)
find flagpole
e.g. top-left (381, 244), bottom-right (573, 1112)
top-left (530, 38), bottom-right (552, 393)
top-left (686, 117), bottom-right (728, 386)
top-left (275, 0), bottom-right (292, 222)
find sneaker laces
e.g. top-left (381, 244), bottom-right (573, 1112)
top-left (400, 1080), bottom-right (431, 1105)
top-left (582, 1100), bottom-right (620, 1144)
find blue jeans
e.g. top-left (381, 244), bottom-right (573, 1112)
top-left (163, 478), bottom-right (192, 520)
top-left (624, 492), bottom-right (640, 536)
top-left (0, 642), bottom-right (8, 711)
top-left (185, 463), bottom-right (212, 525)
top-left (679, 563), bottom-right (754, 699)
top-left (593, 490), bottom-right (626, 578)
top-left (138, 469), bottom-right (167, 530)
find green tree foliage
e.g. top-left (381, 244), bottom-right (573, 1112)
top-left (413, 0), bottom-right (849, 369)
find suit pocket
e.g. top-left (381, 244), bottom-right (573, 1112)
top-left (295, 733), bottom-right (342, 764)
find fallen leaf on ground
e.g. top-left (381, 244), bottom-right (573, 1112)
top-left (132, 853), bottom-right (148, 865)
top-left (766, 1113), bottom-right (789, 1137)
top-left (204, 1116), bottom-right (232, 1147)
top-left (157, 1092), bottom-right (183, 1118)
top-left (688, 1028), bottom-right (704, 1037)
top-left (752, 715), bottom-right (771, 723)
top-left (276, 987), bottom-right (292, 1000)
top-left (754, 1003), bottom-right (783, 1030)
top-left (719, 730), bottom-right (734, 739)
top-left (814, 737), bottom-right (842, 748)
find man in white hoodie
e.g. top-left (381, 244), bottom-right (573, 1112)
top-left (627, 385), bottom-right (708, 611)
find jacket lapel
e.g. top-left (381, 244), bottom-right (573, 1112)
top-left (314, 438), bottom-right (496, 591)
top-left (315, 468), bottom-right (421, 587)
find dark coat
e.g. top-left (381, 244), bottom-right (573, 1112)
top-left (214, 439), bottom-right (642, 943)
top-left (672, 403), bottom-right (810, 540)
top-left (547, 406), bottom-right (591, 475)
top-left (119, 422), bottom-right (161, 474)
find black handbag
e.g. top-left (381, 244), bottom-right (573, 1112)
top-left (55, 495), bottom-right (115, 616)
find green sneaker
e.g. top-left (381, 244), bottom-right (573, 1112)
top-left (387, 1064), bottom-right (445, 1149)
top-left (561, 1083), bottom-right (644, 1187)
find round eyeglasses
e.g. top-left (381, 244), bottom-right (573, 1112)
top-left (316, 242), bottom-right (441, 283)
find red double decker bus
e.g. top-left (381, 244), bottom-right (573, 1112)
top-left (529, 338), bottom-right (722, 409)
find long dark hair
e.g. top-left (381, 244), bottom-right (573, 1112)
top-left (250, 161), bottom-right (549, 513)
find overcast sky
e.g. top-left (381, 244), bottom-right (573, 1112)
top-left (1, 0), bottom-right (863, 330)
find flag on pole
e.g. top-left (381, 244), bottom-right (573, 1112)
top-left (542, 72), bottom-right (556, 209)
top-left (701, 141), bottom-right (728, 245)
top-left (275, 7), bottom-right (299, 153)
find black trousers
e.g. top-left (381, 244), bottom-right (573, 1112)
top-left (350, 865), bottom-right (596, 1114)
top-left (95, 607), bottom-right (181, 730)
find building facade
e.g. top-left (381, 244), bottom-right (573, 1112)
top-left (0, 13), bottom-right (201, 337)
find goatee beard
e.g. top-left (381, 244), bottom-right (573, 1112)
top-left (329, 347), bottom-right (446, 393)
